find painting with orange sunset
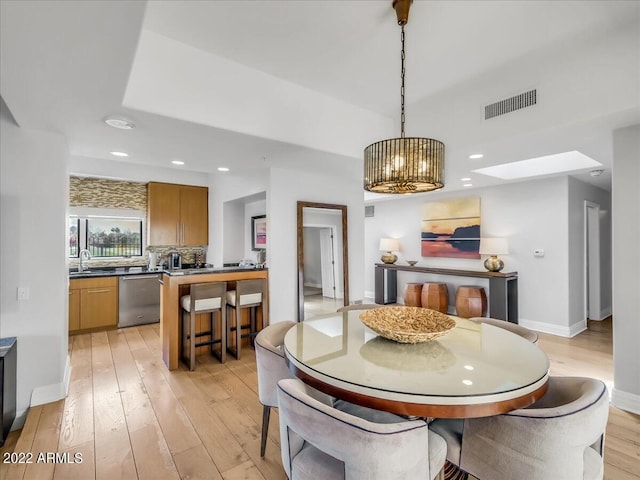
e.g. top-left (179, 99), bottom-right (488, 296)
top-left (421, 197), bottom-right (481, 259)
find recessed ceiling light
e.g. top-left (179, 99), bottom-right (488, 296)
top-left (463, 183), bottom-right (473, 187)
top-left (469, 154), bottom-right (484, 159)
top-left (104, 117), bottom-right (136, 130)
top-left (472, 151), bottom-right (602, 180)
top-left (171, 160), bottom-right (185, 165)
top-left (460, 177), bottom-right (471, 181)
top-left (218, 167), bottom-right (229, 172)
top-left (110, 151), bottom-right (128, 157)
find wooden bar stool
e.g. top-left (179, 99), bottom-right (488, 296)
top-left (180, 282), bottom-right (227, 371)
top-left (421, 283), bottom-right (449, 313)
top-left (404, 283), bottom-right (423, 307)
top-left (455, 285), bottom-right (487, 318)
top-left (226, 279), bottom-right (266, 360)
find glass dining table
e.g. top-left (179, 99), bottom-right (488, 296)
top-left (283, 310), bottom-right (549, 418)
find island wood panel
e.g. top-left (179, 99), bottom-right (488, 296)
top-left (161, 270), bottom-right (269, 370)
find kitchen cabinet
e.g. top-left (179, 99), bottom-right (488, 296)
top-left (148, 182), bottom-right (208, 246)
top-left (68, 287), bottom-right (80, 331)
top-left (69, 277), bottom-right (118, 334)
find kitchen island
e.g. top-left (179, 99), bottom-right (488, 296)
top-left (160, 266), bottom-right (269, 370)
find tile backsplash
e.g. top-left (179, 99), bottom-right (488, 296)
top-left (70, 176), bottom-right (147, 210)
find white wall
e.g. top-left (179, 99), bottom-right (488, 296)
top-left (0, 101), bottom-right (69, 426)
top-left (268, 166), bottom-right (364, 323)
top-left (365, 177), bottom-right (580, 335)
top-left (567, 177), bottom-right (612, 323)
top-left (611, 124), bottom-right (640, 415)
top-left (208, 171), bottom-right (268, 267)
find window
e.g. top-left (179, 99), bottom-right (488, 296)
top-left (68, 210), bottom-right (145, 258)
top-left (69, 217), bottom-right (80, 257)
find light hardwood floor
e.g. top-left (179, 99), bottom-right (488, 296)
top-left (1, 318), bottom-right (638, 480)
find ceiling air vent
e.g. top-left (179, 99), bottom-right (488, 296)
top-left (365, 205), bottom-right (375, 217)
top-left (485, 89), bottom-right (537, 120)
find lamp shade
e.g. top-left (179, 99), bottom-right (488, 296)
top-left (479, 238), bottom-right (509, 255)
top-left (379, 238), bottom-right (400, 252)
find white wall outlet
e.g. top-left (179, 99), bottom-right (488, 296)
top-left (533, 249), bottom-right (545, 257)
top-left (17, 287), bottom-right (30, 300)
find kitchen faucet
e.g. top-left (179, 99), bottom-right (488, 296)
top-left (79, 249), bottom-right (92, 272)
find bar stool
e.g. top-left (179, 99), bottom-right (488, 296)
top-left (180, 282), bottom-right (227, 371)
top-left (226, 279), bottom-right (266, 360)
top-left (455, 285), bottom-right (487, 318)
top-left (421, 283), bottom-right (449, 313)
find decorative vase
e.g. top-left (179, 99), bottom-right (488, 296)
top-left (455, 286), bottom-right (487, 318)
top-left (421, 283), bottom-right (449, 313)
top-left (404, 284), bottom-right (423, 307)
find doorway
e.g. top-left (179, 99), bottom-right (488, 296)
top-left (585, 201), bottom-right (602, 320)
top-left (303, 225), bottom-right (340, 319)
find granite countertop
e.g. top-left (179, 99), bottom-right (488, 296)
top-left (162, 265), bottom-right (267, 276)
top-left (69, 264), bottom-right (266, 279)
top-left (69, 266), bottom-right (161, 279)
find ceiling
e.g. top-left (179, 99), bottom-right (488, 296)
top-left (1, 0), bottom-right (639, 200)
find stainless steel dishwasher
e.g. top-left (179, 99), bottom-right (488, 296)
top-left (118, 274), bottom-right (161, 328)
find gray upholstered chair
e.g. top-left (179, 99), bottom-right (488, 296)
top-left (469, 316), bottom-right (539, 343)
top-left (336, 303), bottom-right (379, 312)
top-left (255, 321), bottom-right (296, 457)
top-left (277, 378), bottom-right (447, 480)
top-left (430, 376), bottom-right (609, 480)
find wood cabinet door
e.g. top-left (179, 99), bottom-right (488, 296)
top-left (180, 186), bottom-right (208, 246)
top-left (80, 286), bottom-right (118, 329)
top-left (68, 289), bottom-right (80, 332)
top-left (148, 182), bottom-right (181, 245)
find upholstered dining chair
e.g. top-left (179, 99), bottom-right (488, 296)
top-left (469, 316), bottom-right (539, 343)
top-left (255, 321), bottom-right (296, 457)
top-left (277, 378), bottom-right (447, 480)
top-left (430, 376), bottom-right (609, 480)
top-left (336, 303), bottom-right (379, 312)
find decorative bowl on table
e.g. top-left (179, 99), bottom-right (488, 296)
top-left (359, 306), bottom-right (456, 344)
top-left (406, 260), bottom-right (418, 266)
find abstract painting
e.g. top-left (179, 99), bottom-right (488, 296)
top-left (421, 197), bottom-right (481, 259)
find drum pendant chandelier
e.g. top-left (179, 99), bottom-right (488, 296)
top-left (364, 0), bottom-right (445, 194)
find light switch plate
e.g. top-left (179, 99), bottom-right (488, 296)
top-left (17, 287), bottom-right (30, 300)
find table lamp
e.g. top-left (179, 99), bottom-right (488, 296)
top-left (479, 237), bottom-right (509, 272)
top-left (379, 238), bottom-right (400, 264)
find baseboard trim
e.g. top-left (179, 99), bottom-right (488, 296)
top-left (518, 318), bottom-right (587, 338)
top-left (611, 388), bottom-right (640, 415)
top-left (30, 354), bottom-right (71, 407)
top-left (590, 306), bottom-right (612, 321)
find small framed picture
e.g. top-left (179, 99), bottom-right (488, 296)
top-left (251, 215), bottom-right (267, 250)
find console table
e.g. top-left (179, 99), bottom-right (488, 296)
top-left (374, 264), bottom-right (518, 323)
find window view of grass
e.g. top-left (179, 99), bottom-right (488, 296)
top-left (87, 218), bottom-right (142, 257)
top-left (69, 218), bottom-right (79, 257)
top-left (69, 216), bottom-right (143, 258)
